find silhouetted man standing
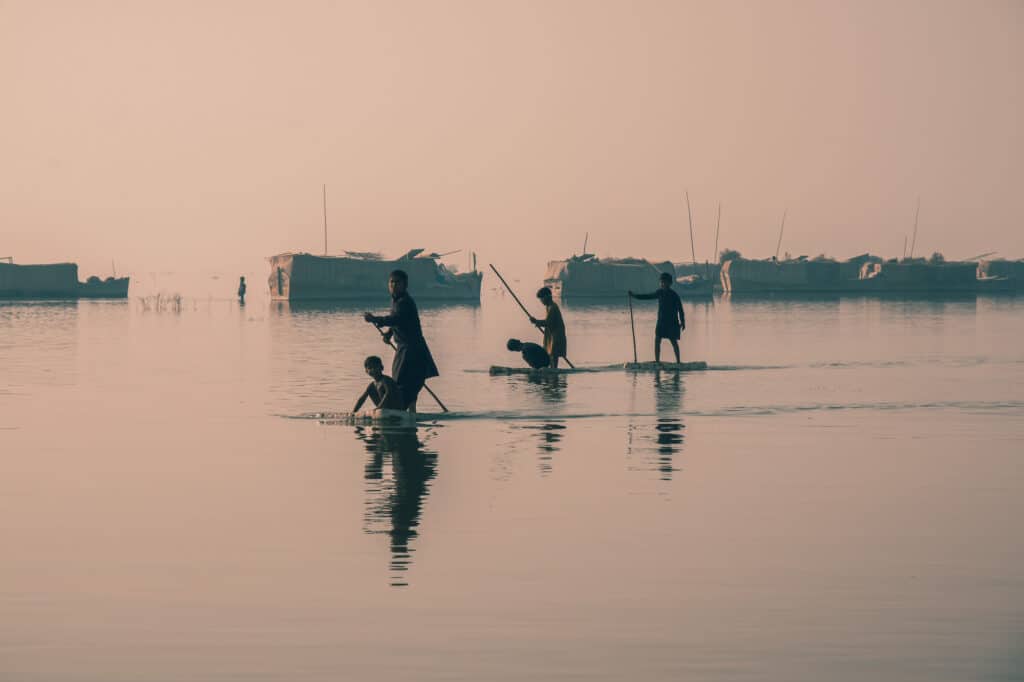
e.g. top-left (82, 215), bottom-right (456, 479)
top-left (629, 272), bottom-right (686, 363)
top-left (237, 276), bottom-right (247, 304)
top-left (363, 269), bottom-right (439, 412)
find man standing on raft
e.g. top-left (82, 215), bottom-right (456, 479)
top-left (629, 272), bottom-right (686, 364)
top-left (529, 287), bottom-right (567, 369)
top-left (364, 269), bottom-right (439, 412)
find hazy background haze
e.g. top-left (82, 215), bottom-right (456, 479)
top-left (2, 0), bottom-right (1022, 279)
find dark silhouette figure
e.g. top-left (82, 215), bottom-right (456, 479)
top-left (363, 270), bottom-right (439, 412)
top-left (629, 272), bottom-right (686, 363)
top-left (352, 355), bottom-right (405, 412)
top-left (507, 338), bottom-right (550, 369)
top-left (237, 276), bottom-right (247, 304)
top-left (356, 426), bottom-right (438, 587)
top-left (528, 287), bottom-right (567, 368)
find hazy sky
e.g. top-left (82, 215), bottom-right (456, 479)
top-left (2, 0), bottom-right (1022, 278)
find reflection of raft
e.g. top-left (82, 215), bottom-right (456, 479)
top-left (489, 361), bottom-right (708, 375)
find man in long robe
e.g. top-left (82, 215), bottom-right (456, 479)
top-left (364, 269), bottom-right (439, 412)
top-left (529, 287), bottom-right (567, 369)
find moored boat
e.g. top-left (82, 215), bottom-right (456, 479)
top-left (544, 254), bottom-right (677, 299)
top-left (268, 250), bottom-right (481, 302)
top-left (0, 260), bottom-right (129, 299)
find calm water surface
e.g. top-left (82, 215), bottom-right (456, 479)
top-left (2, 282), bottom-right (1022, 681)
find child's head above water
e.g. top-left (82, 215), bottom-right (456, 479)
top-left (364, 355), bottom-right (384, 378)
top-left (507, 338), bottom-right (523, 352)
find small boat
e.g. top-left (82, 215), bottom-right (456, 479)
top-left (489, 361), bottom-right (708, 375)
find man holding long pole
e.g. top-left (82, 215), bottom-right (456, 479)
top-left (628, 272), bottom-right (686, 364)
top-left (363, 270), bottom-right (441, 413)
top-left (489, 264), bottom-right (574, 369)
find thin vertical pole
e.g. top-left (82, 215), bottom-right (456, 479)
top-left (909, 198), bottom-right (920, 259)
top-left (713, 201), bottom-right (721, 262)
top-left (774, 209), bottom-right (787, 261)
top-left (686, 191), bottom-right (697, 265)
top-left (903, 236), bottom-right (908, 260)
top-left (322, 184), bottom-right (328, 255)
top-left (582, 232), bottom-right (589, 255)
top-left (628, 294), bottom-right (638, 363)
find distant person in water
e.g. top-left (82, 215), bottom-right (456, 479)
top-left (363, 269), bottom-right (439, 412)
top-left (529, 287), bottom-right (567, 368)
top-left (629, 272), bottom-right (686, 363)
top-left (352, 355), bottom-right (405, 412)
top-left (507, 338), bottom-right (550, 369)
top-left (237, 276), bottom-right (246, 304)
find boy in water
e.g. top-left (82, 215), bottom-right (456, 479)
top-left (529, 287), bottom-right (567, 369)
top-left (629, 272), bottom-right (686, 363)
top-left (352, 355), bottom-right (405, 412)
top-left (507, 338), bottom-right (550, 369)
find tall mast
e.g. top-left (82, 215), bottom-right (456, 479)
top-left (909, 197), bottom-right (920, 259)
top-left (713, 201), bottom-right (721, 263)
top-left (774, 209), bottom-right (787, 261)
top-left (322, 184), bottom-right (328, 255)
top-left (686, 191), bottom-right (696, 265)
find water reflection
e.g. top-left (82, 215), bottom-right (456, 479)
top-left (626, 370), bottom-right (687, 480)
top-left (512, 373), bottom-right (568, 474)
top-left (0, 301), bottom-right (80, 391)
top-left (652, 370), bottom-right (685, 481)
top-left (354, 426), bottom-right (438, 587)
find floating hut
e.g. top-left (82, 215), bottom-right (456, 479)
top-left (0, 260), bottom-right (129, 299)
top-left (719, 257), bottom-right (844, 293)
top-left (720, 253), bottom-right (1014, 294)
top-left (856, 259), bottom-right (1010, 293)
top-left (268, 250), bottom-right (482, 302)
top-left (543, 254), bottom-right (676, 299)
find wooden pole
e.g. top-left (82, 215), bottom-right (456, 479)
top-left (686, 191), bottom-right (697, 265)
top-left (489, 263), bottom-right (575, 368)
top-left (628, 294), bottom-right (638, 363)
top-left (774, 209), bottom-right (787, 261)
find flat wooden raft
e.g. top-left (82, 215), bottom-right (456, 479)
top-left (489, 361), bottom-right (708, 375)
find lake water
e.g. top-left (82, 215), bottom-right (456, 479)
top-left (2, 279), bottom-right (1022, 681)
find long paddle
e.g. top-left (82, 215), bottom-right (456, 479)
top-left (628, 293), bottom-right (638, 364)
top-left (372, 323), bottom-right (449, 413)
top-left (488, 264), bottom-right (575, 369)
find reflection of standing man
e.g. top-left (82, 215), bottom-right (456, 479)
top-left (363, 269), bottom-right (439, 412)
top-left (356, 427), bottom-right (438, 586)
